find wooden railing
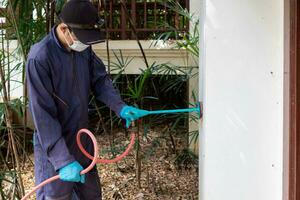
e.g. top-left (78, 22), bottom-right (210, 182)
top-left (0, 1), bottom-right (189, 40)
top-left (98, 0), bottom-right (189, 40)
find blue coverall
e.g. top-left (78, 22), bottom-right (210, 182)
top-left (26, 26), bottom-right (126, 200)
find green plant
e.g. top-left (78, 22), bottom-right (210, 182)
top-left (153, 0), bottom-right (199, 58)
top-left (0, 31), bottom-right (25, 198)
top-left (0, 1), bottom-right (56, 198)
top-left (0, 170), bottom-right (23, 199)
top-left (175, 148), bottom-right (198, 169)
top-left (152, 0), bottom-right (200, 155)
top-left (124, 65), bottom-right (153, 189)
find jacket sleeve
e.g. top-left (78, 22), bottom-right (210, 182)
top-left (26, 58), bottom-right (75, 171)
top-left (90, 50), bottom-right (126, 116)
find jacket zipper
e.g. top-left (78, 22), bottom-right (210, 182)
top-left (52, 92), bottom-right (69, 108)
top-left (71, 52), bottom-right (84, 113)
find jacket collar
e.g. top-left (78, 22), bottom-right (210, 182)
top-left (51, 25), bottom-right (71, 53)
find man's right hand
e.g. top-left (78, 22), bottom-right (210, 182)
top-left (119, 105), bottom-right (148, 128)
top-left (58, 161), bottom-right (85, 183)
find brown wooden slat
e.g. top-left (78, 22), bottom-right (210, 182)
top-left (97, 0), bottom-right (189, 40)
top-left (131, 0), bottom-right (136, 39)
top-left (120, 1), bottom-right (126, 39)
top-left (284, 0), bottom-right (300, 199)
top-left (109, 1), bottom-right (113, 29)
top-left (175, 0), bottom-right (179, 29)
top-left (144, 0), bottom-right (147, 28)
top-left (164, 0), bottom-right (167, 30)
top-left (154, 0), bottom-right (157, 28)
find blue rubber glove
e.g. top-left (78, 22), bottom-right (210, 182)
top-left (120, 105), bottom-right (149, 128)
top-left (58, 161), bottom-right (85, 183)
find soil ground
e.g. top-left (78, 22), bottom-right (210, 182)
top-left (20, 129), bottom-right (198, 200)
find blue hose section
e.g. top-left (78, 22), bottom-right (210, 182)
top-left (147, 107), bottom-right (200, 115)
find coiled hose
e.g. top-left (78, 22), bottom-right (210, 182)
top-left (21, 129), bottom-right (135, 200)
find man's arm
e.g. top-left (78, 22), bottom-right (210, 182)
top-left (26, 59), bottom-right (75, 171)
top-left (90, 50), bottom-right (126, 116)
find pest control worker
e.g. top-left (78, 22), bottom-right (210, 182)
top-left (26, 0), bottom-right (145, 199)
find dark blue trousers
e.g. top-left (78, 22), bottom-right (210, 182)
top-left (34, 136), bottom-right (102, 200)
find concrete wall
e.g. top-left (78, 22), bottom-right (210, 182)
top-left (93, 40), bottom-right (191, 74)
top-left (189, 0), bottom-right (201, 154)
top-left (199, 0), bottom-right (284, 200)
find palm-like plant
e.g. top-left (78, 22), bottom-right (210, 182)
top-left (0, 30), bottom-right (25, 199)
top-left (153, 0), bottom-right (199, 59)
top-left (0, 0), bottom-right (56, 198)
top-left (153, 0), bottom-right (200, 149)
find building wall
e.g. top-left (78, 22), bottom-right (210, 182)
top-left (93, 40), bottom-right (190, 74)
top-left (199, 0), bottom-right (284, 200)
top-left (189, 0), bottom-right (201, 154)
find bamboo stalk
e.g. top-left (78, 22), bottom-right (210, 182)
top-left (102, 0), bottom-right (116, 147)
top-left (120, 0), bottom-right (150, 69)
top-left (135, 120), bottom-right (141, 189)
top-left (5, 136), bottom-right (11, 162)
top-left (22, 74), bottom-right (27, 162)
top-left (0, 42), bottom-right (25, 197)
top-left (7, 0), bottom-right (28, 165)
top-left (7, 0), bottom-right (25, 61)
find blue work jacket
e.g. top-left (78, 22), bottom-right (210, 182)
top-left (26, 26), bottom-right (125, 171)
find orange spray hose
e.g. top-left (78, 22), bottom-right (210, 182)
top-left (21, 129), bottom-right (135, 200)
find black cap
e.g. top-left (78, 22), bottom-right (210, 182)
top-left (60, 0), bottom-right (105, 45)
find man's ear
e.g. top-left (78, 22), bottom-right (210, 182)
top-left (58, 23), bottom-right (68, 34)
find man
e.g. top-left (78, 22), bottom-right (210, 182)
top-left (26, 0), bottom-right (144, 199)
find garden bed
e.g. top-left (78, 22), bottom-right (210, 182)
top-left (21, 129), bottom-right (198, 200)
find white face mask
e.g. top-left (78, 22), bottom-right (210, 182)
top-left (69, 40), bottom-right (89, 52)
top-left (63, 29), bottom-right (89, 52)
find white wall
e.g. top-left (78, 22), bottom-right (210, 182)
top-left (199, 0), bottom-right (284, 200)
top-left (93, 40), bottom-right (191, 75)
top-left (4, 40), bottom-right (23, 100)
